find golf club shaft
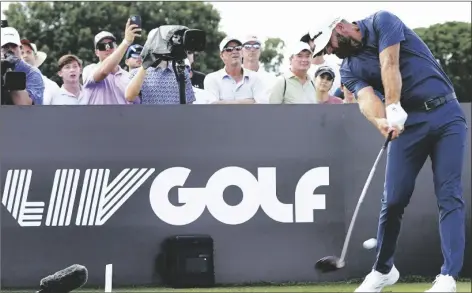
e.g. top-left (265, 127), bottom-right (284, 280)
top-left (339, 132), bottom-right (393, 262)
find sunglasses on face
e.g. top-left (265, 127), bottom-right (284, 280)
top-left (96, 42), bottom-right (117, 51)
top-left (243, 44), bottom-right (261, 50)
top-left (223, 46), bottom-right (242, 53)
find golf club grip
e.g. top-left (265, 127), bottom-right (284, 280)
top-left (383, 131), bottom-right (393, 149)
top-left (339, 143), bottom-right (388, 262)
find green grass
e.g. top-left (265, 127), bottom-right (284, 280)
top-left (4, 282), bottom-right (470, 293)
top-left (107, 282), bottom-right (471, 292)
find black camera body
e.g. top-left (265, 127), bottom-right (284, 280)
top-left (142, 25), bottom-right (206, 64)
top-left (1, 57), bottom-right (27, 105)
top-left (167, 28), bottom-right (206, 61)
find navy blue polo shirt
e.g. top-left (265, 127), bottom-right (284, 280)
top-left (340, 10), bottom-right (455, 106)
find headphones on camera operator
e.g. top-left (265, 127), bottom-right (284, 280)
top-left (140, 25), bottom-right (206, 104)
top-left (1, 20), bottom-right (27, 105)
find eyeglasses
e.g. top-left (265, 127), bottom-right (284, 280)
top-left (243, 44), bottom-right (261, 50)
top-left (223, 46), bottom-right (242, 53)
top-left (96, 42), bottom-right (117, 51)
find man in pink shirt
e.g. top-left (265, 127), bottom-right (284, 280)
top-left (314, 66), bottom-right (343, 104)
top-left (80, 19), bottom-right (141, 105)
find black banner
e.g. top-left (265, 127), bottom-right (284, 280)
top-left (1, 104), bottom-right (470, 288)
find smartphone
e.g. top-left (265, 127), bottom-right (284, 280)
top-left (130, 15), bottom-right (142, 28)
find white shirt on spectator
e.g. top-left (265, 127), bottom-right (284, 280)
top-left (41, 75), bottom-right (60, 105)
top-left (193, 87), bottom-right (218, 104)
top-left (204, 67), bottom-right (267, 103)
top-left (243, 66), bottom-right (277, 104)
top-left (50, 85), bottom-right (82, 105)
top-left (307, 56), bottom-right (341, 96)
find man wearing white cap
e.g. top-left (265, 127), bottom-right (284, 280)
top-left (241, 34), bottom-right (276, 103)
top-left (1, 26), bottom-right (44, 105)
top-left (80, 18), bottom-right (141, 105)
top-left (21, 39), bottom-right (60, 105)
top-left (302, 31), bottom-right (341, 97)
top-left (269, 42), bottom-right (315, 104)
top-left (204, 36), bottom-right (267, 104)
top-left (310, 11), bottom-right (466, 293)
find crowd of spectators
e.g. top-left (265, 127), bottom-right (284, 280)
top-left (1, 18), bottom-right (360, 106)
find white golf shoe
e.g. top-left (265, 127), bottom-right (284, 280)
top-left (354, 265), bottom-right (400, 292)
top-left (425, 275), bottom-right (456, 292)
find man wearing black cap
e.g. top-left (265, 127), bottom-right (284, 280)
top-left (314, 66), bottom-right (343, 104)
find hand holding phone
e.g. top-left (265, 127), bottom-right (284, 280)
top-left (130, 15), bottom-right (142, 28)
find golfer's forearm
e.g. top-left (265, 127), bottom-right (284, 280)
top-left (380, 44), bottom-right (402, 106)
top-left (357, 90), bottom-right (386, 127)
top-left (381, 65), bottom-right (402, 106)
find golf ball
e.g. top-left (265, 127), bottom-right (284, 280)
top-left (363, 238), bottom-right (377, 249)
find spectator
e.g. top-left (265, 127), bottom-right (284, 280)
top-left (241, 34), bottom-right (277, 103)
top-left (204, 36), bottom-right (266, 104)
top-left (50, 54), bottom-right (83, 105)
top-left (301, 31), bottom-right (342, 96)
top-left (340, 83), bottom-right (357, 104)
top-left (20, 39), bottom-right (60, 105)
top-left (314, 66), bottom-right (343, 104)
top-left (269, 42), bottom-right (316, 104)
top-left (1, 26), bottom-right (44, 105)
top-left (184, 59), bottom-right (216, 104)
top-left (308, 55), bottom-right (341, 96)
top-left (124, 44), bottom-right (143, 72)
top-left (125, 54), bottom-right (195, 105)
top-left (186, 51), bottom-right (206, 89)
top-left (80, 19), bottom-right (141, 105)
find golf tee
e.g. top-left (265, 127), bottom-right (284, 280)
top-left (105, 264), bottom-right (113, 292)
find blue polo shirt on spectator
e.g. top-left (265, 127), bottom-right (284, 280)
top-left (15, 60), bottom-right (44, 105)
top-left (340, 10), bottom-right (455, 108)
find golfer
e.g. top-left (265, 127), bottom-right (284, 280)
top-left (310, 11), bottom-right (467, 293)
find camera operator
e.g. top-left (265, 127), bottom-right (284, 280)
top-left (125, 35), bottom-right (196, 104)
top-left (1, 26), bottom-right (44, 105)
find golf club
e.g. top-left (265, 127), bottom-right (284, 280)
top-left (315, 131), bottom-right (393, 273)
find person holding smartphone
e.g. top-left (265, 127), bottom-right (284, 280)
top-left (79, 18), bottom-right (141, 105)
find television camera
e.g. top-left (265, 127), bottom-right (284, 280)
top-left (140, 25), bottom-right (206, 104)
top-left (1, 20), bottom-right (27, 105)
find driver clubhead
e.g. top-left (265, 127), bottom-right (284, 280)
top-left (315, 256), bottom-right (345, 273)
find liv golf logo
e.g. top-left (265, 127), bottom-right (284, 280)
top-left (2, 167), bottom-right (329, 227)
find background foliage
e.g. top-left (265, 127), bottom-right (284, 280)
top-left (4, 2), bottom-right (471, 102)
